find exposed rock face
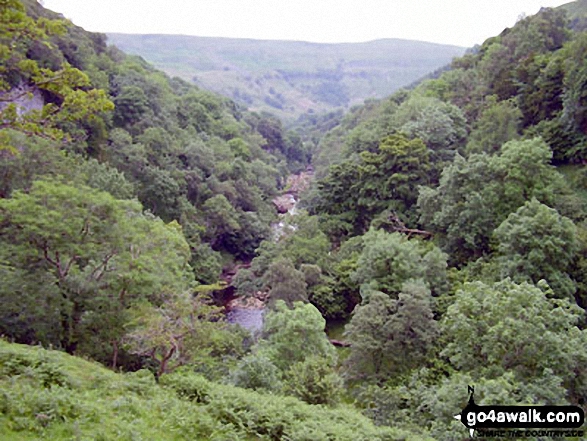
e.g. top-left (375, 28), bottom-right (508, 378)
top-left (272, 169), bottom-right (313, 213)
top-left (272, 193), bottom-right (296, 214)
top-left (0, 83), bottom-right (44, 116)
top-left (285, 170), bottom-right (313, 196)
top-left (226, 308), bottom-right (264, 334)
top-left (226, 295), bottom-right (265, 310)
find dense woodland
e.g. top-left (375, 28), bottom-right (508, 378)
top-left (2, 0), bottom-right (587, 439)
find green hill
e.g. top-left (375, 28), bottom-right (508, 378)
top-left (0, 340), bottom-right (418, 440)
top-left (559, 0), bottom-right (587, 29)
top-left (4, 1), bottom-right (587, 440)
top-left (107, 34), bottom-right (465, 121)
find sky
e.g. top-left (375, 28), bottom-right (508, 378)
top-left (41, 0), bottom-right (572, 48)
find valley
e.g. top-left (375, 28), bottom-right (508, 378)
top-left (2, 1), bottom-right (587, 440)
top-left (107, 33), bottom-right (465, 121)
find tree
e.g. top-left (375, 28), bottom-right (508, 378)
top-left (201, 194), bottom-right (241, 250)
top-left (440, 279), bottom-right (586, 387)
top-left (113, 85), bottom-right (149, 127)
top-left (260, 301), bottom-right (335, 371)
top-left (78, 158), bottom-right (135, 200)
top-left (397, 96), bottom-right (467, 160)
top-left (492, 198), bottom-right (578, 298)
top-left (311, 159), bottom-right (360, 240)
top-left (231, 301), bottom-right (341, 404)
top-left (124, 293), bottom-right (225, 378)
top-left (176, 92), bottom-right (212, 132)
top-left (326, 237), bottom-right (363, 320)
top-left (283, 355), bottom-right (343, 405)
top-left (137, 165), bottom-right (181, 221)
top-left (0, 0), bottom-right (113, 147)
top-left (302, 263), bottom-right (347, 320)
top-left (419, 138), bottom-right (566, 264)
top-left (559, 32), bottom-right (587, 161)
top-left (517, 53), bottom-right (564, 129)
top-left (312, 133), bottom-right (432, 238)
top-left (357, 134), bottom-right (431, 226)
top-left (345, 281), bottom-right (437, 383)
top-left (264, 258), bottom-right (308, 307)
top-left (256, 115), bottom-right (285, 153)
top-left (280, 213), bottom-right (331, 267)
top-left (0, 180), bottom-right (192, 366)
top-left (465, 97), bottom-right (521, 154)
top-left (352, 229), bottom-right (448, 301)
top-left (229, 352), bottom-right (282, 392)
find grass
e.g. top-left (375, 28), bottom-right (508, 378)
top-left (0, 340), bottom-right (427, 440)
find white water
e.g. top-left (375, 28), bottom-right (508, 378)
top-left (226, 191), bottom-right (299, 333)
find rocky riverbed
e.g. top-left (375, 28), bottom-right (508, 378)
top-left (224, 169), bottom-right (312, 333)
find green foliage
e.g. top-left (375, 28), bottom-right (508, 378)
top-left (440, 279), bottom-right (586, 387)
top-left (241, 213), bottom-right (358, 320)
top-left (466, 97), bottom-right (522, 154)
top-left (419, 138), bottom-right (566, 263)
top-left (0, 130), bottom-right (71, 196)
top-left (365, 369), bottom-right (569, 440)
top-left (352, 229), bottom-right (448, 300)
top-left (78, 158), bottom-right (135, 199)
top-left (230, 301), bottom-right (343, 406)
top-left (0, 0), bottom-right (292, 284)
top-left (493, 198), bottom-right (579, 298)
top-left (345, 281), bottom-right (437, 383)
top-left (124, 293), bottom-right (233, 378)
top-left (559, 32), bottom-right (587, 158)
top-left (0, 180), bottom-right (192, 365)
top-left (229, 353), bottom-right (283, 393)
top-left (0, 340), bottom-right (406, 440)
top-left (312, 133), bottom-right (432, 239)
top-left (159, 369), bottom-right (211, 403)
top-left (280, 213), bottom-right (331, 267)
top-left (393, 95), bottom-right (467, 161)
top-left (283, 355), bottom-right (343, 405)
top-left (0, 0), bottom-right (113, 147)
top-left (303, 264), bottom-right (347, 320)
top-left (5, 2), bottom-right (587, 438)
top-left (113, 85), bottom-right (149, 126)
top-left (260, 301), bottom-right (335, 371)
top-left (264, 257), bottom-right (308, 307)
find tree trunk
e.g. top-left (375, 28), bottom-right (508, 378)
top-left (111, 340), bottom-right (119, 370)
top-left (157, 345), bottom-right (176, 378)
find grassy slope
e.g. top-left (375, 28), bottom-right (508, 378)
top-left (107, 34), bottom-right (465, 122)
top-left (559, 0), bottom-right (587, 19)
top-left (0, 340), bottom-right (428, 441)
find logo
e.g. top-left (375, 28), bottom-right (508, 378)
top-left (454, 386), bottom-right (585, 438)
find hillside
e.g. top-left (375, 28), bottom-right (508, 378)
top-left (107, 34), bottom-right (465, 121)
top-left (559, 0), bottom-right (587, 29)
top-left (3, 1), bottom-right (587, 440)
top-left (0, 340), bottom-right (417, 440)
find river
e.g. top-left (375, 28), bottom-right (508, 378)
top-left (224, 170), bottom-right (311, 334)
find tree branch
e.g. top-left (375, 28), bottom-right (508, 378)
top-left (88, 251), bottom-right (116, 282)
top-left (393, 227), bottom-right (433, 238)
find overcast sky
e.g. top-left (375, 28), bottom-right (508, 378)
top-left (41, 0), bottom-right (571, 47)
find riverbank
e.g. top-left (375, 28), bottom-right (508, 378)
top-left (222, 168), bottom-right (313, 333)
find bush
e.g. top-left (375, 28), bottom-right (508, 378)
top-left (229, 353), bottom-right (282, 393)
top-left (160, 369), bottom-right (211, 403)
top-left (283, 356), bottom-right (343, 405)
